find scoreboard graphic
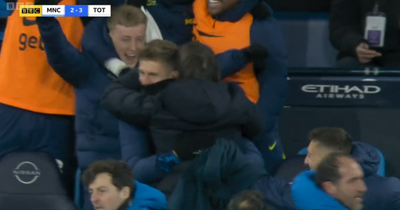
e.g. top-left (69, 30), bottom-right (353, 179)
top-left (15, 4), bottom-right (111, 17)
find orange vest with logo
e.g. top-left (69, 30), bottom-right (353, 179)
top-left (0, 0), bottom-right (83, 115)
top-left (192, 0), bottom-right (259, 103)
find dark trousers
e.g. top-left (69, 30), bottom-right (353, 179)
top-left (0, 102), bottom-right (75, 197)
top-left (254, 120), bottom-right (285, 173)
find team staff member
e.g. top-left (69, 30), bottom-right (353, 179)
top-left (192, 0), bottom-right (288, 172)
top-left (0, 0), bottom-right (83, 188)
top-left (36, 4), bottom-right (147, 209)
top-left (293, 153), bottom-right (367, 210)
top-left (330, 0), bottom-right (400, 67)
top-left (292, 128), bottom-right (400, 210)
top-left (102, 41), bottom-right (265, 196)
top-left (82, 160), bottom-right (167, 210)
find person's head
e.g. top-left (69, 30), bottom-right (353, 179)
top-left (228, 190), bottom-right (268, 210)
top-left (178, 41), bottom-right (219, 82)
top-left (108, 5), bottom-right (147, 68)
top-left (316, 153), bottom-right (367, 210)
top-left (305, 127), bottom-right (353, 170)
top-left (82, 159), bottom-right (135, 210)
top-left (137, 40), bottom-right (179, 85)
top-left (207, 0), bottom-right (241, 16)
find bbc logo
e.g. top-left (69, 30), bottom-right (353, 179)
top-left (21, 7), bottom-right (40, 14)
top-left (19, 5), bottom-right (42, 17)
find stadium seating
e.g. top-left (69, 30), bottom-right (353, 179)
top-left (275, 12), bottom-right (338, 68)
top-left (0, 152), bottom-right (77, 209)
top-left (298, 147), bottom-right (386, 176)
top-left (273, 155), bottom-right (308, 181)
top-left (74, 168), bottom-right (84, 209)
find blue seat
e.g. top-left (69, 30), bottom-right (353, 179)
top-left (298, 147), bottom-right (386, 176)
top-left (375, 149), bottom-right (385, 177)
top-left (74, 168), bottom-right (83, 210)
top-left (298, 147), bottom-right (308, 155)
top-left (275, 12), bottom-right (338, 68)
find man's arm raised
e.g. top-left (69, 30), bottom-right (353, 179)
top-left (36, 15), bottom-right (94, 86)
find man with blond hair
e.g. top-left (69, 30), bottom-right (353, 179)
top-left (36, 4), bottom-right (147, 209)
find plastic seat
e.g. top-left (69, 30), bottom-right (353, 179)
top-left (74, 168), bottom-right (83, 210)
top-left (375, 149), bottom-right (385, 177)
top-left (274, 155), bottom-right (308, 181)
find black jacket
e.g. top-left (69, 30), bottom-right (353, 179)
top-left (168, 139), bottom-right (267, 210)
top-left (102, 70), bottom-right (261, 154)
top-left (330, 0), bottom-right (400, 58)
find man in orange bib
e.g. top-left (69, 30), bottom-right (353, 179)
top-left (0, 0), bottom-right (84, 190)
top-left (193, 0), bottom-right (288, 172)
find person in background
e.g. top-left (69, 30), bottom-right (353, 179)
top-left (0, 0), bottom-right (84, 194)
top-left (292, 127), bottom-right (400, 210)
top-left (228, 190), bottom-right (272, 210)
top-left (102, 40), bottom-right (264, 196)
top-left (82, 159), bottom-right (167, 210)
top-left (134, 0), bottom-right (194, 45)
top-left (294, 153), bottom-right (367, 210)
top-left (36, 4), bottom-right (147, 209)
top-left (330, 0), bottom-right (400, 67)
top-left (192, 0), bottom-right (288, 173)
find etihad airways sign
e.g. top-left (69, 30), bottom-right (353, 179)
top-left (301, 85), bottom-right (381, 99)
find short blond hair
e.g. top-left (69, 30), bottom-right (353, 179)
top-left (138, 40), bottom-right (179, 71)
top-left (107, 5), bottom-right (147, 30)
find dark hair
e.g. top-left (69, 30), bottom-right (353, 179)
top-left (138, 39), bottom-right (179, 71)
top-left (228, 190), bottom-right (268, 210)
top-left (178, 41), bottom-right (219, 82)
top-left (81, 159), bottom-right (135, 198)
top-left (309, 127), bottom-right (353, 154)
top-left (108, 5), bottom-right (147, 30)
top-left (315, 152), bottom-right (353, 185)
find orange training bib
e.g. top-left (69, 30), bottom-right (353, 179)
top-left (0, 0), bottom-right (84, 115)
top-left (193, 0), bottom-right (259, 103)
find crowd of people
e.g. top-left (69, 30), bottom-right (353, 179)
top-left (0, 0), bottom-right (399, 210)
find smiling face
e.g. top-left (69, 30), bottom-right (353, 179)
top-left (109, 24), bottom-right (146, 69)
top-left (107, 5), bottom-right (147, 68)
top-left (324, 158), bottom-right (367, 210)
top-left (206, 0), bottom-right (241, 16)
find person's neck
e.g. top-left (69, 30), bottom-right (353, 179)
top-left (117, 198), bottom-right (132, 210)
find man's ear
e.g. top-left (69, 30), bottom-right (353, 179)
top-left (120, 186), bottom-right (131, 200)
top-left (321, 181), bottom-right (337, 196)
top-left (108, 23), bottom-right (118, 38)
top-left (169, 70), bottom-right (179, 79)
